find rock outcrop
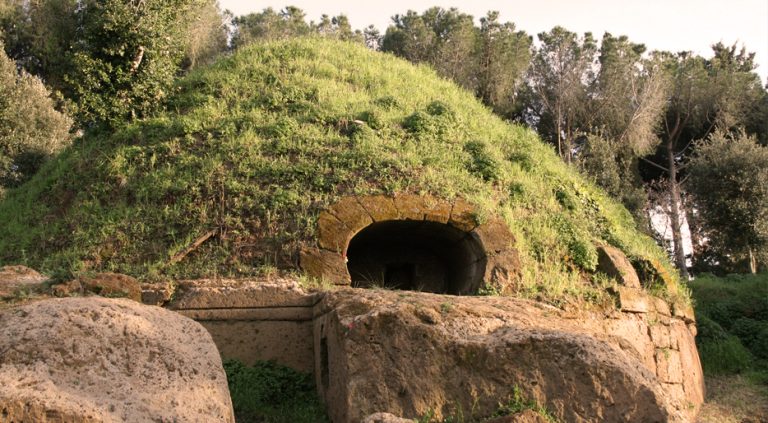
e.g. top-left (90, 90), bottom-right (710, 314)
top-left (0, 265), bottom-right (48, 299)
top-left (52, 273), bottom-right (142, 302)
top-left (0, 297), bottom-right (234, 423)
top-left (313, 288), bottom-right (703, 423)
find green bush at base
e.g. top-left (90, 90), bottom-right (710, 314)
top-left (691, 273), bottom-right (768, 380)
top-left (223, 359), bottom-right (329, 423)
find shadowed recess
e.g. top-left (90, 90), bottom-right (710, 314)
top-left (346, 220), bottom-right (486, 294)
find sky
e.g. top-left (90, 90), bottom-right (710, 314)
top-left (220, 0), bottom-right (768, 84)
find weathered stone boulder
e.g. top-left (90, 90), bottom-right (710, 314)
top-left (0, 297), bottom-right (234, 422)
top-left (52, 273), bottom-right (142, 302)
top-left (0, 265), bottom-right (48, 299)
top-left (313, 288), bottom-right (702, 423)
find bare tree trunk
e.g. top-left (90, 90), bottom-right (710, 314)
top-left (748, 247), bottom-right (757, 274)
top-left (666, 139), bottom-right (690, 280)
top-left (556, 104), bottom-right (563, 159)
top-left (684, 198), bottom-right (699, 269)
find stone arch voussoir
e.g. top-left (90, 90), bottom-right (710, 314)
top-left (300, 195), bottom-right (520, 293)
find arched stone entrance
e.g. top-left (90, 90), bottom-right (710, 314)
top-left (299, 195), bottom-right (520, 295)
top-left (346, 220), bottom-right (486, 294)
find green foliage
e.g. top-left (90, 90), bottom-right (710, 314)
top-left (223, 359), bottom-right (328, 423)
top-left (463, 141), bottom-right (499, 182)
top-left (524, 26), bottom-right (595, 163)
top-left (0, 0), bottom-right (78, 91)
top-left (577, 135), bottom-right (648, 222)
top-left (0, 0), bottom-right (226, 127)
top-left (687, 131), bottom-right (768, 273)
top-left (0, 38), bottom-right (679, 306)
top-left (697, 332), bottom-right (755, 376)
top-left (0, 43), bottom-right (72, 191)
top-left (491, 386), bottom-right (558, 422)
top-left (181, 1), bottom-right (229, 70)
top-left (730, 318), bottom-right (768, 359)
top-left (691, 273), bottom-right (768, 375)
top-left (382, 8), bottom-right (531, 119)
top-left (231, 7), bottom-right (362, 49)
top-left (691, 273), bottom-right (768, 330)
top-left (64, 0), bottom-right (196, 126)
top-left (475, 12), bottom-right (532, 118)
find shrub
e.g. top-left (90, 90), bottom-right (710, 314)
top-left (697, 334), bottom-right (754, 375)
top-left (463, 141), bottom-right (500, 182)
top-left (0, 43), bottom-right (71, 191)
top-left (690, 273), bottom-right (768, 375)
top-left (223, 359), bottom-right (328, 423)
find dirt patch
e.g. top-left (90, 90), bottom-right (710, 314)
top-left (697, 374), bottom-right (768, 423)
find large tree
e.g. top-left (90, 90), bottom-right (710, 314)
top-left (687, 131), bottom-right (768, 273)
top-left (475, 11), bottom-right (531, 118)
top-left (642, 44), bottom-right (766, 278)
top-left (525, 26), bottom-right (596, 163)
top-left (230, 6), bottom-right (311, 48)
top-left (380, 10), bottom-right (437, 64)
top-left (314, 14), bottom-right (364, 43)
top-left (181, 1), bottom-right (228, 70)
top-left (578, 33), bottom-right (670, 221)
top-left (382, 8), bottom-right (531, 119)
top-left (1, 0), bottom-right (227, 127)
top-left (231, 7), bottom-right (363, 48)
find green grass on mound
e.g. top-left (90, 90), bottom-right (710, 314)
top-left (0, 38), bottom-right (683, 306)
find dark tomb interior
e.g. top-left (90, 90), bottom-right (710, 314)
top-left (346, 220), bottom-right (486, 295)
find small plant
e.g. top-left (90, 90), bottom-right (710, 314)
top-left (477, 283), bottom-right (502, 296)
top-left (463, 141), bottom-right (500, 182)
top-left (416, 408), bottom-right (436, 423)
top-left (223, 359), bottom-right (329, 423)
top-left (491, 386), bottom-right (559, 423)
top-left (440, 302), bottom-right (454, 313)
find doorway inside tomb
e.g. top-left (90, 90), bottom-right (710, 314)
top-left (345, 220), bottom-right (486, 295)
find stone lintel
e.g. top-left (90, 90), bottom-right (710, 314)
top-left (170, 279), bottom-right (320, 309)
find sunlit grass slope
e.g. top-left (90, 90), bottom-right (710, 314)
top-left (0, 38), bottom-right (683, 305)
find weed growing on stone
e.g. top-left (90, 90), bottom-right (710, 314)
top-left (490, 386), bottom-right (559, 422)
top-left (415, 386), bottom-right (558, 422)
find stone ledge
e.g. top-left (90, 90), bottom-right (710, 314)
top-left (169, 278), bottom-right (321, 309)
top-left (177, 307), bottom-right (314, 322)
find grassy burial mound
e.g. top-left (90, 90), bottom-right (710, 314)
top-left (0, 38), bottom-right (684, 305)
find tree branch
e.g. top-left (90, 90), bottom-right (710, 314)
top-left (640, 156), bottom-right (669, 173)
